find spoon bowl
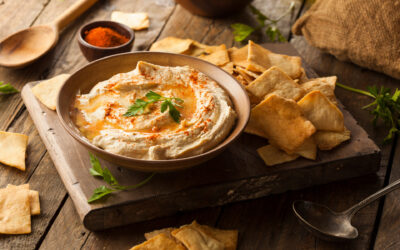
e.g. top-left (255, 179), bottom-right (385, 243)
top-left (293, 200), bottom-right (358, 241)
top-left (0, 25), bottom-right (58, 68)
top-left (0, 0), bottom-right (97, 68)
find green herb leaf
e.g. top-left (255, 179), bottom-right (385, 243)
top-left (231, 23), bottom-right (255, 42)
top-left (124, 91), bottom-right (184, 123)
top-left (89, 153), bottom-right (103, 177)
top-left (0, 82), bottom-right (19, 94)
top-left (87, 154), bottom-right (155, 203)
top-left (337, 82), bottom-right (400, 143)
top-left (87, 186), bottom-right (115, 203)
top-left (168, 101), bottom-right (181, 123)
top-left (123, 99), bottom-right (148, 116)
top-left (161, 100), bottom-right (168, 113)
top-left (146, 91), bottom-right (162, 102)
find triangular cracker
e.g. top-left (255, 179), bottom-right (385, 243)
top-left (198, 44), bottom-right (229, 66)
top-left (0, 131), bottom-right (28, 171)
top-left (130, 233), bottom-right (186, 250)
top-left (314, 128), bottom-right (351, 150)
top-left (172, 224), bottom-right (224, 250)
top-left (257, 144), bottom-right (299, 166)
top-left (249, 94), bottom-right (316, 154)
top-left (301, 76), bottom-right (337, 104)
top-left (111, 11), bottom-right (149, 30)
top-left (0, 188), bottom-right (31, 234)
top-left (228, 45), bottom-right (249, 68)
top-left (246, 66), bottom-right (305, 103)
top-left (297, 90), bottom-right (344, 132)
top-left (32, 74), bottom-right (70, 110)
top-left (7, 184), bottom-right (40, 215)
top-left (189, 221), bottom-right (238, 250)
top-left (150, 37), bottom-right (193, 54)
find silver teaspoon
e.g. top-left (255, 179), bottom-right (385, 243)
top-left (292, 178), bottom-right (400, 241)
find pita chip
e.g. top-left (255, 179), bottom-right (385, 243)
top-left (246, 66), bottom-right (305, 103)
top-left (220, 62), bottom-right (234, 74)
top-left (301, 76), bottom-right (337, 104)
top-left (111, 11), bottom-right (149, 30)
top-left (7, 184), bottom-right (40, 215)
top-left (172, 224), bottom-right (224, 250)
top-left (257, 144), bottom-right (299, 166)
top-left (247, 40), bottom-right (272, 72)
top-left (297, 90), bottom-right (344, 132)
top-left (150, 37), bottom-right (193, 54)
top-left (250, 94), bottom-right (316, 154)
top-left (314, 128), bottom-right (351, 150)
top-left (184, 41), bottom-right (208, 57)
top-left (32, 74), bottom-right (70, 110)
top-left (229, 45), bottom-right (249, 68)
top-left (267, 51), bottom-right (302, 79)
top-left (293, 137), bottom-right (317, 160)
top-left (0, 131), bottom-right (28, 171)
top-left (145, 227), bottom-right (177, 240)
top-left (189, 221), bottom-right (238, 250)
top-left (0, 188), bottom-right (31, 234)
top-left (198, 44), bottom-right (230, 66)
top-left (130, 233), bottom-right (186, 250)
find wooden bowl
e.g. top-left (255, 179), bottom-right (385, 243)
top-left (175, 0), bottom-right (253, 17)
top-left (57, 52), bottom-right (250, 172)
top-left (77, 21), bottom-right (134, 62)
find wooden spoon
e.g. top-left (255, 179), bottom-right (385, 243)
top-left (0, 0), bottom-right (98, 68)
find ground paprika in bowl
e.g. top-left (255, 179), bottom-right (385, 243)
top-left (78, 21), bottom-right (134, 61)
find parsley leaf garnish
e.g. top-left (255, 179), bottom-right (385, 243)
top-left (0, 82), bottom-right (19, 94)
top-left (88, 153), bottom-right (155, 203)
top-left (123, 91), bottom-right (184, 123)
top-left (231, 2), bottom-right (295, 42)
top-left (336, 82), bottom-right (400, 143)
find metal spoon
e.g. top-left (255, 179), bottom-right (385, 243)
top-left (0, 0), bottom-right (97, 68)
top-left (293, 178), bottom-right (400, 241)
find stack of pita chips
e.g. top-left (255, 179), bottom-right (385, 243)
top-left (130, 221), bottom-right (238, 250)
top-left (0, 184), bottom-right (40, 234)
top-left (150, 38), bottom-right (351, 166)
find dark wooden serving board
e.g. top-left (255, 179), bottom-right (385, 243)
top-left (21, 43), bottom-right (380, 231)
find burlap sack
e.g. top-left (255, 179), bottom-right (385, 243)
top-left (292, 0), bottom-right (400, 80)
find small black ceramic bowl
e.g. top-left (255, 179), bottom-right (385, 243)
top-left (78, 20), bottom-right (135, 61)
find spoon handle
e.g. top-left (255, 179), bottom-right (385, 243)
top-left (52, 0), bottom-right (98, 31)
top-left (345, 178), bottom-right (400, 217)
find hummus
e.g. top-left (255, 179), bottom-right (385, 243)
top-left (73, 61), bottom-right (237, 160)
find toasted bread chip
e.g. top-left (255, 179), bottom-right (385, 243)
top-left (301, 76), bottom-right (337, 104)
top-left (172, 224), bottom-right (224, 250)
top-left (131, 233), bottom-right (186, 250)
top-left (257, 144), bottom-right (299, 166)
top-left (250, 94), bottom-right (316, 153)
top-left (7, 184), bottom-right (40, 215)
top-left (198, 44), bottom-right (229, 66)
top-left (32, 74), bottom-right (70, 110)
top-left (0, 188), bottom-right (31, 234)
top-left (298, 91), bottom-right (344, 132)
top-left (150, 37), bottom-right (193, 54)
top-left (189, 221), bottom-right (238, 250)
top-left (247, 41), bottom-right (303, 79)
top-left (234, 74), bottom-right (248, 86)
top-left (0, 131), bottom-right (28, 171)
top-left (145, 227), bottom-right (177, 240)
top-left (247, 40), bottom-right (272, 72)
top-left (246, 66), bottom-right (305, 103)
top-left (293, 137), bottom-right (317, 160)
top-left (228, 45), bottom-right (249, 68)
top-left (111, 11), bottom-right (149, 30)
top-left (234, 66), bottom-right (260, 85)
top-left (314, 128), bottom-right (351, 150)
top-left (220, 62), bottom-right (234, 74)
top-left (184, 41), bottom-right (208, 57)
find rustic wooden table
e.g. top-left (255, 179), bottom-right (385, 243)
top-left (1, 0), bottom-right (399, 249)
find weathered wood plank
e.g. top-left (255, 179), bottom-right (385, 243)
top-left (0, 153), bottom-right (66, 249)
top-left (374, 138), bottom-right (400, 250)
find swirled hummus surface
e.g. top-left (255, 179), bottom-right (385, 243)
top-left (73, 61), bottom-right (237, 160)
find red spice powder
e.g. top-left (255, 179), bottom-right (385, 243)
top-left (84, 27), bottom-right (129, 48)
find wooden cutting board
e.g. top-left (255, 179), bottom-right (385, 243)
top-left (21, 43), bottom-right (380, 231)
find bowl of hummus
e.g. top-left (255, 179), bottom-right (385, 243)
top-left (57, 52), bottom-right (250, 172)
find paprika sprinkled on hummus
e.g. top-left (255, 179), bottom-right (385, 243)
top-left (73, 61), bottom-right (236, 160)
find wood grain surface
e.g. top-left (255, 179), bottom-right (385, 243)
top-left (0, 0), bottom-right (399, 249)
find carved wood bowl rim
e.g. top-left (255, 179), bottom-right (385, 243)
top-left (57, 52), bottom-right (250, 172)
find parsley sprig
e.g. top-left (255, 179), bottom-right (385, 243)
top-left (0, 82), bottom-right (19, 94)
top-left (231, 2), bottom-right (295, 42)
top-left (88, 153), bottom-right (155, 203)
top-left (123, 91), bottom-right (184, 123)
top-left (336, 82), bottom-right (400, 143)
